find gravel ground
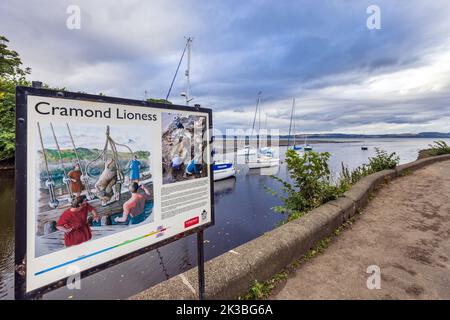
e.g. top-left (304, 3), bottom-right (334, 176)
top-left (271, 160), bottom-right (450, 300)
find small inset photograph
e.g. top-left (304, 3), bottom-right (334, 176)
top-left (161, 112), bottom-right (208, 184)
top-left (35, 122), bottom-right (154, 257)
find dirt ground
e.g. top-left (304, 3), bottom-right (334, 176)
top-left (271, 160), bottom-right (450, 300)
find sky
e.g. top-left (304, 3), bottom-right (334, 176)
top-left (39, 123), bottom-right (152, 152)
top-left (1, 0), bottom-right (450, 134)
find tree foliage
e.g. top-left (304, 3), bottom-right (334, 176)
top-left (0, 35), bottom-right (31, 160)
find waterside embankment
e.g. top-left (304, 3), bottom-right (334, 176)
top-left (130, 154), bottom-right (450, 300)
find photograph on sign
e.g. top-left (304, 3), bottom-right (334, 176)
top-left (17, 89), bottom-right (213, 295)
top-left (161, 112), bottom-right (208, 184)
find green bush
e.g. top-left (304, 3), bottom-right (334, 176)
top-left (428, 140), bottom-right (450, 156)
top-left (268, 150), bottom-right (342, 220)
top-left (339, 148), bottom-right (399, 190)
top-left (367, 148), bottom-right (399, 172)
top-left (270, 148), bottom-right (399, 222)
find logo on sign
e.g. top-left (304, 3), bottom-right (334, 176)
top-left (184, 217), bottom-right (199, 228)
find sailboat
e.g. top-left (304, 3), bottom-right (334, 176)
top-left (237, 145), bottom-right (256, 156)
top-left (259, 113), bottom-right (275, 157)
top-left (287, 98), bottom-right (303, 154)
top-left (237, 93), bottom-right (262, 156)
top-left (361, 132), bottom-right (368, 150)
top-left (246, 93), bottom-right (280, 169)
top-left (303, 134), bottom-right (313, 151)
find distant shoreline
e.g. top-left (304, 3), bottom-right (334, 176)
top-left (216, 139), bottom-right (361, 146)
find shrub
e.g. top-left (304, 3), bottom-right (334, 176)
top-left (367, 148), bottom-right (399, 171)
top-left (428, 140), bottom-right (450, 156)
top-left (270, 148), bottom-right (399, 222)
top-left (268, 150), bottom-right (342, 220)
top-left (339, 148), bottom-right (399, 191)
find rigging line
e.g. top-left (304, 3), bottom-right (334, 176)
top-left (165, 40), bottom-right (188, 102)
top-left (37, 122), bottom-right (51, 180)
top-left (86, 138), bottom-right (108, 178)
top-left (50, 122), bottom-right (72, 198)
top-left (66, 123), bottom-right (84, 173)
top-left (38, 122), bottom-right (59, 208)
top-left (287, 98), bottom-right (295, 146)
top-left (66, 123), bottom-right (94, 199)
top-left (50, 123), bottom-right (67, 175)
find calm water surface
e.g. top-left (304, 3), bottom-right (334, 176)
top-left (0, 138), bottom-right (448, 299)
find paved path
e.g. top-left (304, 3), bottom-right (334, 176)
top-left (271, 160), bottom-right (450, 300)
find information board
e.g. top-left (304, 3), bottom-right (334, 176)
top-left (14, 87), bottom-right (214, 297)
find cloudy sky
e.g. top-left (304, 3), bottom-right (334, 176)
top-left (2, 0), bottom-right (450, 134)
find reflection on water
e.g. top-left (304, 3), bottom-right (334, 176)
top-left (1, 138), bottom-right (449, 299)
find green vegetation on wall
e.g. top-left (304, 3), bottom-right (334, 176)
top-left (428, 140), bottom-right (450, 156)
top-left (269, 148), bottom-right (400, 222)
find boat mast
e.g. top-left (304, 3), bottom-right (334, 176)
top-left (293, 98), bottom-right (296, 146)
top-left (185, 37), bottom-right (193, 106)
top-left (265, 113), bottom-right (267, 130)
top-left (251, 91), bottom-right (261, 136)
top-left (287, 97), bottom-right (295, 146)
top-left (258, 96), bottom-right (261, 132)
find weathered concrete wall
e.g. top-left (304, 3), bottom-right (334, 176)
top-left (130, 154), bottom-right (450, 300)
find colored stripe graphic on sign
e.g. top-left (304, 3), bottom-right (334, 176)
top-left (35, 227), bottom-right (166, 276)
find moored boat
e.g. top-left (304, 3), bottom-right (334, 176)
top-left (213, 160), bottom-right (236, 181)
top-left (247, 155), bottom-right (280, 169)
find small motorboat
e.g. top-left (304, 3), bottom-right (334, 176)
top-left (361, 145), bottom-right (368, 151)
top-left (213, 160), bottom-right (236, 181)
top-left (303, 144), bottom-right (313, 151)
top-left (247, 155), bottom-right (280, 169)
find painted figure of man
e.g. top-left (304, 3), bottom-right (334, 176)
top-left (68, 164), bottom-right (84, 197)
top-left (130, 155), bottom-right (141, 183)
top-left (56, 196), bottom-right (99, 247)
top-left (114, 182), bottom-right (152, 225)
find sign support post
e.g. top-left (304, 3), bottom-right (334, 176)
top-left (197, 230), bottom-right (205, 300)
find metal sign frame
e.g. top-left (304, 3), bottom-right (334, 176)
top-left (14, 86), bottom-right (214, 300)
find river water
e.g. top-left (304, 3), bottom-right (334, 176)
top-left (0, 138), bottom-right (448, 299)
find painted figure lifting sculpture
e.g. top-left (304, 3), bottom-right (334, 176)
top-left (95, 159), bottom-right (120, 206)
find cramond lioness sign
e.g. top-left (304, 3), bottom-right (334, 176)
top-left (15, 87), bottom-right (214, 298)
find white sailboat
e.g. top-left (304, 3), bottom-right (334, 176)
top-left (237, 92), bottom-right (262, 156)
top-left (237, 145), bottom-right (256, 156)
top-left (245, 93), bottom-right (280, 168)
top-left (247, 155), bottom-right (280, 169)
top-left (259, 113), bottom-right (274, 156)
top-left (287, 98), bottom-right (303, 154)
